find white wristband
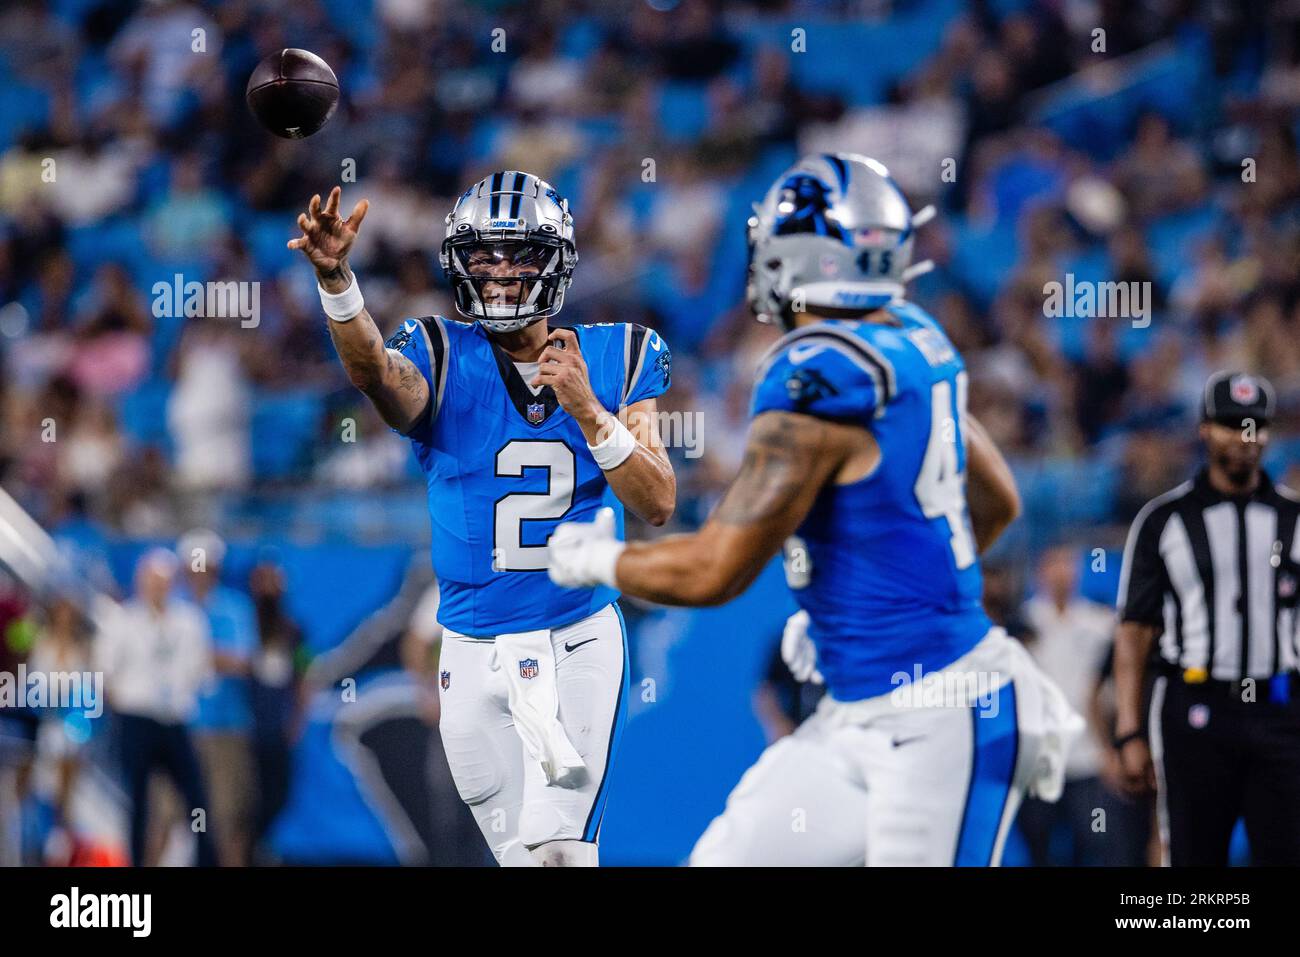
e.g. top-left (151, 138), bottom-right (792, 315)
top-left (588, 414), bottom-right (637, 471)
top-left (318, 273), bottom-right (364, 322)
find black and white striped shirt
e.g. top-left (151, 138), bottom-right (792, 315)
top-left (1118, 470), bottom-right (1300, 681)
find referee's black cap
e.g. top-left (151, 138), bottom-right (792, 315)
top-left (1202, 370), bottom-right (1275, 427)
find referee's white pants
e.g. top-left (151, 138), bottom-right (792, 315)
top-left (437, 603), bottom-right (629, 866)
top-left (690, 628), bottom-right (1081, 867)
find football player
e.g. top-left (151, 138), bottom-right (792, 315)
top-left (289, 173), bottom-right (675, 867)
top-left (547, 154), bottom-right (1080, 866)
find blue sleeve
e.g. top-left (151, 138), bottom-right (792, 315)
top-left (623, 324), bottom-right (671, 405)
top-left (383, 316), bottom-right (448, 440)
top-left (750, 341), bottom-right (884, 425)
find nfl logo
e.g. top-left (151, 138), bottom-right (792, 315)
top-left (819, 254), bottom-right (839, 277)
top-left (1230, 375), bottom-right (1259, 404)
top-left (1189, 704), bottom-right (1211, 729)
top-left (519, 658), bottom-right (540, 680)
top-left (526, 402), bottom-right (545, 425)
top-left (440, 670), bottom-right (450, 691)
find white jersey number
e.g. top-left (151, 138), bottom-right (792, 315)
top-left (913, 373), bottom-right (976, 570)
top-left (494, 440), bottom-right (576, 571)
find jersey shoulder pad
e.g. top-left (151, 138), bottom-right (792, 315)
top-left (384, 315), bottom-right (452, 436)
top-left (615, 322), bottom-right (671, 406)
top-left (751, 323), bottom-right (896, 423)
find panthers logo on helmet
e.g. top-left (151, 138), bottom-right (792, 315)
top-left (773, 174), bottom-right (846, 243)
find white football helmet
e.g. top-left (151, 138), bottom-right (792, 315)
top-left (747, 153), bottom-right (934, 331)
top-left (440, 170), bottom-right (578, 333)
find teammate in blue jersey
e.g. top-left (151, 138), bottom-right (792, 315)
top-left (289, 173), bottom-right (676, 867)
top-left (549, 154), bottom-right (1081, 866)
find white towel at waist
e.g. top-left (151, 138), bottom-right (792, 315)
top-left (991, 629), bottom-right (1085, 803)
top-left (494, 629), bottom-right (587, 789)
top-left (818, 627), bottom-right (1084, 803)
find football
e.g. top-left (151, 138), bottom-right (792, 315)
top-left (245, 48), bottom-right (339, 139)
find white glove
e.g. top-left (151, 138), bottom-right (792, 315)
top-left (547, 507), bottom-right (625, 589)
top-left (780, 609), bottom-right (823, 685)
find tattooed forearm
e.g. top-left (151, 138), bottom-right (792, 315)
top-left (326, 308), bottom-right (385, 391)
top-left (614, 411), bottom-right (848, 606)
top-left (714, 413), bottom-right (828, 524)
top-left (325, 306), bottom-right (429, 431)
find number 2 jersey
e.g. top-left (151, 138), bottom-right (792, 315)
top-left (751, 301), bottom-right (993, 701)
top-left (388, 317), bottom-right (671, 635)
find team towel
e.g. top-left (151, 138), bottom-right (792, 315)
top-left (495, 629), bottom-right (588, 788)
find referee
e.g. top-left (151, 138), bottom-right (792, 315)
top-left (1114, 370), bottom-right (1300, 865)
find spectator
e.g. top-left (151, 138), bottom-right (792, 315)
top-left (1016, 545), bottom-right (1149, 865)
top-left (96, 548), bottom-right (216, 867)
top-left (166, 320), bottom-right (252, 491)
top-left (246, 554), bottom-right (302, 856)
top-left (176, 528), bottom-right (257, 867)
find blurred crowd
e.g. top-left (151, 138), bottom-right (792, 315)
top-left (0, 0), bottom-right (1298, 864)
top-left (0, 528), bottom-right (309, 866)
top-left (0, 0), bottom-right (1298, 544)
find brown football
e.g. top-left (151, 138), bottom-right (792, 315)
top-left (246, 48), bottom-right (339, 139)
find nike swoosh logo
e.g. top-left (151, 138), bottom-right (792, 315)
top-left (788, 344), bottom-right (823, 364)
top-left (564, 637), bottom-right (599, 653)
top-left (891, 735), bottom-right (925, 748)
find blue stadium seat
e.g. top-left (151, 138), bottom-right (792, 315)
top-left (947, 216), bottom-right (1021, 309)
top-left (1145, 203), bottom-right (1221, 288)
top-left (658, 81), bottom-right (710, 142)
top-left (66, 218), bottom-right (145, 275)
top-left (246, 213), bottom-right (298, 278)
top-left (251, 390), bottom-right (324, 480)
top-left (731, 0), bottom-right (960, 106)
top-left (0, 80), bottom-right (49, 151)
top-left (115, 378), bottom-right (174, 450)
top-left (1035, 40), bottom-right (1210, 160)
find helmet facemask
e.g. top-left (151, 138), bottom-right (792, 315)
top-left (443, 235), bottom-right (573, 332)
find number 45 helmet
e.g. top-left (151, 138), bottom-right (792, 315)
top-left (747, 153), bottom-right (935, 331)
top-left (440, 170), bottom-right (579, 333)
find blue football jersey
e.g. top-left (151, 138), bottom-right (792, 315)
top-left (388, 317), bottom-right (671, 635)
top-left (750, 301), bottom-right (992, 700)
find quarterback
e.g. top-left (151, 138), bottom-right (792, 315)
top-left (289, 173), bottom-right (675, 866)
top-left (548, 154), bottom-right (1081, 866)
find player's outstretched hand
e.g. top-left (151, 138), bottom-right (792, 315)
top-left (288, 185), bottom-right (369, 290)
top-left (547, 507), bottom-right (624, 590)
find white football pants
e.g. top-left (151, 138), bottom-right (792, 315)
top-left (691, 628), bottom-right (1075, 866)
top-left (437, 603), bottom-right (628, 866)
